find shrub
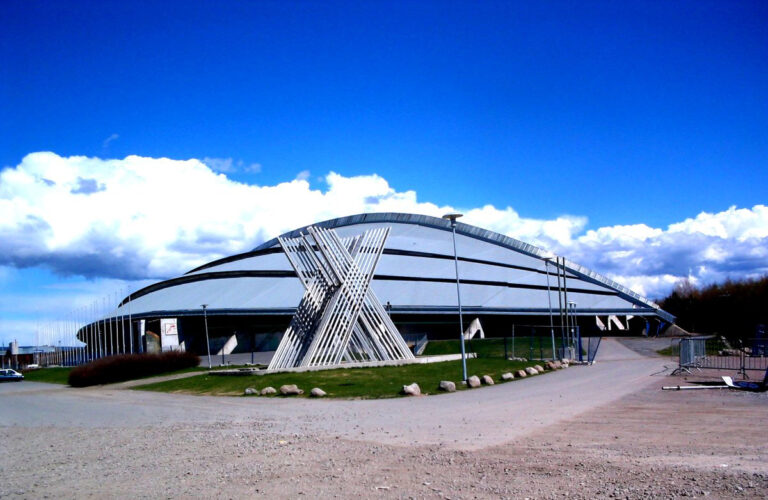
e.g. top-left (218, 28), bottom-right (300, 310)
top-left (68, 351), bottom-right (200, 387)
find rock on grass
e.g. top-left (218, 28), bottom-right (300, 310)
top-left (438, 380), bottom-right (456, 392)
top-left (280, 384), bottom-right (304, 395)
top-left (310, 387), bottom-right (326, 397)
top-left (402, 382), bottom-right (421, 396)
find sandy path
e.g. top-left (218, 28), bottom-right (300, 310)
top-left (1, 339), bottom-right (669, 449)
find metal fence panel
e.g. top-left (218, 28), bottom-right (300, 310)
top-left (676, 337), bottom-right (768, 376)
top-left (587, 337), bottom-right (601, 363)
top-left (424, 325), bottom-right (586, 361)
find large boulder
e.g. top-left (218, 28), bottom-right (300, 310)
top-left (534, 364), bottom-right (544, 372)
top-left (501, 372), bottom-right (515, 381)
top-left (516, 369), bottom-right (527, 378)
top-left (438, 380), bottom-right (456, 392)
top-left (481, 375), bottom-right (494, 385)
top-left (545, 361), bottom-right (557, 371)
top-left (310, 387), bottom-right (327, 398)
top-left (402, 382), bottom-right (421, 396)
top-left (467, 375), bottom-right (481, 388)
top-left (279, 384), bottom-right (304, 396)
top-left (525, 367), bottom-right (539, 376)
top-left (244, 387), bottom-right (258, 396)
top-left (260, 386), bottom-right (277, 396)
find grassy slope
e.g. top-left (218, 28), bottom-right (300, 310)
top-left (135, 357), bottom-right (545, 398)
top-left (21, 367), bottom-right (72, 384)
top-left (18, 365), bottom-right (249, 386)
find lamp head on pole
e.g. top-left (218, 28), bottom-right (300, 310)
top-left (442, 212), bottom-right (463, 227)
top-left (201, 304), bottom-right (208, 310)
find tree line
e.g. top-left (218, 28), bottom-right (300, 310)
top-left (660, 275), bottom-right (768, 340)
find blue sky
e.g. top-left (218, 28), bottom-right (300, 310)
top-left (1, 1), bottom-right (767, 345)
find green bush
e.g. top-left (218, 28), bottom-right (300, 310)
top-left (68, 351), bottom-right (200, 387)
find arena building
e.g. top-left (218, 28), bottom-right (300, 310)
top-left (92, 213), bottom-right (674, 358)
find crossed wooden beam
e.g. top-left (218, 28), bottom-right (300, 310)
top-left (268, 225), bottom-right (415, 370)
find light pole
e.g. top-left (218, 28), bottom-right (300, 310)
top-left (543, 255), bottom-right (557, 360)
top-left (568, 301), bottom-right (581, 361)
top-left (569, 301), bottom-right (581, 361)
top-left (443, 212), bottom-right (467, 382)
top-left (201, 304), bottom-right (212, 369)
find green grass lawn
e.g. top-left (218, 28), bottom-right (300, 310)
top-left (131, 365), bottom-right (210, 379)
top-left (21, 367), bottom-right (72, 384)
top-left (18, 364), bottom-right (258, 386)
top-left (423, 337), bottom-right (571, 360)
top-left (128, 364), bottom-right (268, 381)
top-left (135, 357), bottom-right (546, 398)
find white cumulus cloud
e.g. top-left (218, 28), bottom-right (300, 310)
top-left (462, 205), bottom-right (587, 248)
top-left (561, 206), bottom-right (768, 298)
top-left (202, 157), bottom-right (263, 174)
top-left (1, 152), bottom-right (766, 300)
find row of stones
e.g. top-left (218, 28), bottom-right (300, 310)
top-left (243, 384), bottom-right (327, 397)
top-left (242, 359), bottom-right (570, 398)
top-left (401, 359), bottom-right (570, 396)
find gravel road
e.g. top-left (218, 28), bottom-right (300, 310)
top-left (1, 338), bottom-right (766, 499)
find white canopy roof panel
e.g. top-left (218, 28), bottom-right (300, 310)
top-left (112, 213), bottom-right (674, 322)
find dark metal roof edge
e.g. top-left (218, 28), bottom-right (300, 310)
top-left (104, 306), bottom-right (667, 321)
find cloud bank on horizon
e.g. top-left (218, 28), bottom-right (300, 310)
top-left (2, 152), bottom-right (767, 299)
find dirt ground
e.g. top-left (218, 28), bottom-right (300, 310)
top-left (1, 339), bottom-right (767, 499)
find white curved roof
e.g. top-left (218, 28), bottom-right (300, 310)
top-left (113, 213), bottom-right (674, 322)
